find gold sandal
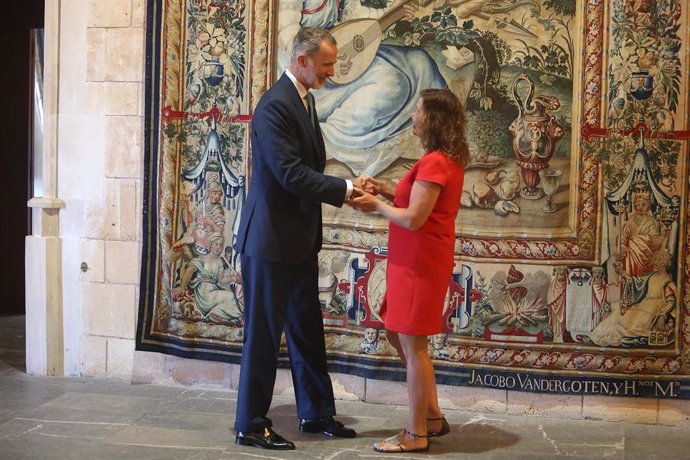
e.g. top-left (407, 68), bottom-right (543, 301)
top-left (428, 415), bottom-right (450, 437)
top-left (373, 429), bottom-right (429, 453)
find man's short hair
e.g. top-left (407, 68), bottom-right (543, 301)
top-left (291, 27), bottom-right (336, 62)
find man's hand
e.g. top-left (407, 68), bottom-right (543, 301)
top-left (352, 175), bottom-right (367, 189)
top-left (347, 188), bottom-right (379, 213)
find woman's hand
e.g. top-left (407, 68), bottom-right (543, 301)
top-left (348, 188), bottom-right (379, 213)
top-left (353, 175), bottom-right (377, 194)
top-left (355, 175), bottom-right (396, 199)
top-left (361, 176), bottom-right (382, 195)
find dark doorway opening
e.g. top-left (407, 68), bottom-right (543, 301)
top-left (0, 2), bottom-right (45, 314)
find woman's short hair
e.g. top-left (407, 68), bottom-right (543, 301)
top-left (291, 27), bottom-right (337, 62)
top-left (417, 88), bottom-right (470, 167)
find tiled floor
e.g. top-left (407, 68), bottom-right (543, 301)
top-left (1, 314), bottom-right (689, 459)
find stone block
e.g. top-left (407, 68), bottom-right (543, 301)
top-left (88, 0), bottom-right (132, 27)
top-left (228, 363), bottom-right (241, 391)
top-left (437, 383), bottom-right (508, 414)
top-left (331, 372), bottom-right (366, 401)
top-left (25, 236), bottom-right (48, 376)
top-left (105, 116), bottom-right (143, 178)
top-left (658, 398), bottom-right (690, 426)
top-left (57, 199), bottom-right (86, 239)
top-left (85, 191), bottom-right (118, 241)
top-left (80, 239), bottom-right (105, 282)
top-left (119, 179), bottom-right (139, 241)
top-left (132, 0), bottom-right (146, 27)
top-left (86, 28), bottom-right (106, 81)
top-left (273, 368), bottom-right (295, 397)
top-left (135, 179), bottom-right (143, 241)
top-left (105, 28), bottom-right (145, 82)
top-left (106, 337), bottom-right (136, 379)
top-left (105, 240), bottom-right (140, 284)
top-left (85, 179), bottom-right (138, 241)
top-left (131, 350), bottom-right (167, 384)
top-left (57, 114), bottom-right (106, 200)
top-left (58, 1), bottom-right (88, 114)
top-left (138, 84), bottom-right (145, 117)
top-left (165, 354), bottom-right (232, 388)
top-left (582, 395), bottom-right (658, 424)
top-left (86, 82), bottom-right (139, 116)
top-left (62, 238), bottom-right (84, 376)
top-left (224, 366), bottom-right (364, 401)
top-left (506, 390), bottom-right (582, 419)
top-left (81, 334), bottom-right (107, 377)
top-left (81, 282), bottom-right (137, 338)
top-left (364, 377), bottom-right (408, 405)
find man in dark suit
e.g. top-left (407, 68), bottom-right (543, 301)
top-left (233, 27), bottom-right (358, 450)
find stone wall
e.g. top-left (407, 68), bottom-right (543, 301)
top-left (54, 0), bottom-right (144, 378)
top-left (30, 0), bottom-right (690, 427)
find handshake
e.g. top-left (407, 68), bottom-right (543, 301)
top-left (347, 175), bottom-right (394, 213)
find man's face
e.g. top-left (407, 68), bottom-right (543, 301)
top-left (210, 190), bottom-right (222, 203)
top-left (302, 40), bottom-right (337, 90)
top-left (432, 334), bottom-right (445, 348)
top-left (364, 328), bottom-right (377, 343)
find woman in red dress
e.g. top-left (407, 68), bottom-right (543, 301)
top-left (351, 88), bottom-right (469, 452)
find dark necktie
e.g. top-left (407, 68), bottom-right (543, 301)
top-left (305, 92), bottom-right (316, 128)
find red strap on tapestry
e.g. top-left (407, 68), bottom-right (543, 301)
top-left (301, 0), bottom-right (339, 15)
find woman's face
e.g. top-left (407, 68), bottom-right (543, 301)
top-left (592, 269), bottom-right (603, 283)
top-left (653, 252), bottom-right (669, 270)
top-left (633, 196), bottom-right (650, 213)
top-left (555, 268), bottom-right (568, 282)
top-left (412, 97), bottom-right (425, 138)
top-left (210, 240), bottom-right (223, 255)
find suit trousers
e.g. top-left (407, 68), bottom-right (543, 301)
top-left (233, 254), bottom-right (336, 432)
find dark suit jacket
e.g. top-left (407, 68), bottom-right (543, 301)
top-left (236, 73), bottom-right (347, 264)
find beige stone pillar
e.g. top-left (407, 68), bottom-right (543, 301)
top-left (26, 0), bottom-right (65, 376)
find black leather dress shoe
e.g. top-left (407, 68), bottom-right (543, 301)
top-left (299, 416), bottom-right (357, 438)
top-left (235, 427), bottom-right (295, 450)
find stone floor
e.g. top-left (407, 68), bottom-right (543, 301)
top-left (1, 314), bottom-right (690, 459)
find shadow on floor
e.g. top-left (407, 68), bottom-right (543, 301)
top-left (0, 314), bottom-right (26, 373)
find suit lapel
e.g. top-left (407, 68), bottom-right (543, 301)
top-left (311, 104), bottom-right (326, 171)
top-left (279, 75), bottom-right (326, 171)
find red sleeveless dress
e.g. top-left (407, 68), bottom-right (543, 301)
top-left (380, 151), bottom-right (465, 336)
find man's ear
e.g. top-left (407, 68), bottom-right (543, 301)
top-left (296, 53), bottom-right (307, 68)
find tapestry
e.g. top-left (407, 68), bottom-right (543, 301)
top-left (137, 0), bottom-right (690, 399)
